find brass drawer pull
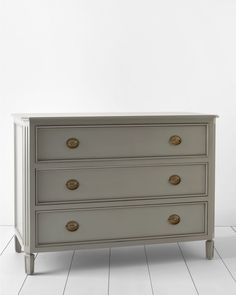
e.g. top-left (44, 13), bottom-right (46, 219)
top-left (168, 214), bottom-right (181, 225)
top-left (169, 175), bottom-right (181, 185)
top-left (169, 135), bottom-right (182, 145)
top-left (66, 221), bottom-right (79, 232)
top-left (66, 138), bottom-right (79, 149)
top-left (66, 179), bottom-right (79, 190)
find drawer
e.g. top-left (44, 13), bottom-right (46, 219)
top-left (36, 124), bottom-right (207, 161)
top-left (36, 202), bottom-right (207, 246)
top-left (36, 164), bottom-right (207, 204)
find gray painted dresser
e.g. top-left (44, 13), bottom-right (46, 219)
top-left (13, 113), bottom-right (217, 274)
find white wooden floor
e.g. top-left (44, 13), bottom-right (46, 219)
top-left (1, 227), bottom-right (236, 295)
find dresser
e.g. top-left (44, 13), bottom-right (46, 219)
top-left (13, 113), bottom-right (217, 275)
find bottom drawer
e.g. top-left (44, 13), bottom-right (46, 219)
top-left (36, 202), bottom-right (207, 246)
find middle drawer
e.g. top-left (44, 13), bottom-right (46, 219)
top-left (36, 164), bottom-right (207, 204)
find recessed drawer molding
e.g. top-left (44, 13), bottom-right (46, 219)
top-left (36, 202), bottom-right (207, 246)
top-left (36, 124), bottom-right (207, 161)
top-left (36, 164), bottom-right (207, 204)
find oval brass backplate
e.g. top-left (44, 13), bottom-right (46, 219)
top-left (168, 214), bottom-right (181, 225)
top-left (169, 135), bottom-right (182, 145)
top-left (66, 138), bottom-right (79, 149)
top-left (169, 175), bottom-right (181, 185)
top-left (66, 221), bottom-right (79, 232)
top-left (66, 179), bottom-right (79, 190)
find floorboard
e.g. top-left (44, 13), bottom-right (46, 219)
top-left (0, 238), bottom-right (26, 295)
top-left (109, 245), bottom-right (153, 295)
top-left (146, 243), bottom-right (198, 295)
top-left (214, 227), bottom-right (236, 282)
top-left (179, 240), bottom-right (236, 295)
top-left (64, 248), bottom-right (109, 295)
top-left (0, 226), bottom-right (14, 255)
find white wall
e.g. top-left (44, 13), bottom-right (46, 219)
top-left (0, 0), bottom-right (236, 225)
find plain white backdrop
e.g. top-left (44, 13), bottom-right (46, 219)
top-left (0, 0), bottom-right (236, 225)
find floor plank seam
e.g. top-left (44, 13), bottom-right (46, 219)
top-left (0, 235), bottom-right (14, 256)
top-left (177, 243), bottom-right (200, 295)
top-left (18, 274), bottom-right (28, 295)
top-left (214, 246), bottom-right (236, 283)
top-left (231, 227), bottom-right (236, 233)
top-left (62, 251), bottom-right (75, 295)
top-left (107, 248), bottom-right (111, 295)
top-left (144, 245), bottom-right (155, 295)
top-left (0, 225), bottom-right (14, 226)
top-left (34, 253), bottom-right (39, 261)
top-left (215, 225), bottom-right (233, 227)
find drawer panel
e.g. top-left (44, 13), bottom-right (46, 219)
top-left (36, 164), bottom-right (207, 204)
top-left (36, 202), bottom-right (206, 246)
top-left (36, 124), bottom-right (207, 161)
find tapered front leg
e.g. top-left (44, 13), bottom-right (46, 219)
top-left (25, 253), bottom-right (35, 275)
top-left (14, 235), bottom-right (21, 253)
top-left (206, 240), bottom-right (214, 260)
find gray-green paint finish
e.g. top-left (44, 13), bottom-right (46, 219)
top-left (36, 202), bottom-right (206, 246)
top-left (36, 124), bottom-right (207, 161)
top-left (13, 113), bottom-right (217, 274)
top-left (36, 163), bottom-right (207, 204)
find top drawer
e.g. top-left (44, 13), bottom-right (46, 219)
top-left (36, 124), bottom-right (207, 161)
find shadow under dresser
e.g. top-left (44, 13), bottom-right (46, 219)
top-left (13, 113), bottom-right (217, 274)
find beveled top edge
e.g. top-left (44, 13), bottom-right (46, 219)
top-left (12, 112), bottom-right (219, 120)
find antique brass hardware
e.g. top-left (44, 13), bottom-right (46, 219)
top-left (66, 138), bottom-right (79, 149)
top-left (66, 179), bottom-right (79, 190)
top-left (168, 214), bottom-right (181, 225)
top-left (169, 175), bottom-right (181, 185)
top-left (169, 135), bottom-right (182, 145)
top-left (66, 221), bottom-right (79, 232)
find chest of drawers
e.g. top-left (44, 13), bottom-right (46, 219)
top-left (13, 113), bottom-right (217, 274)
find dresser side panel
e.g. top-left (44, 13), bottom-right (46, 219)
top-left (14, 119), bottom-right (33, 252)
top-left (24, 122), bottom-right (31, 251)
top-left (207, 118), bottom-right (216, 238)
top-left (27, 122), bottom-right (36, 253)
top-left (14, 123), bottom-right (23, 238)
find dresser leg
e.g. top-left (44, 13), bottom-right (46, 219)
top-left (14, 235), bottom-right (21, 253)
top-left (25, 253), bottom-right (35, 275)
top-left (206, 240), bottom-right (214, 260)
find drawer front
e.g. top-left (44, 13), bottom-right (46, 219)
top-left (36, 164), bottom-right (207, 204)
top-left (36, 124), bottom-right (207, 161)
top-left (36, 202), bottom-right (206, 246)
